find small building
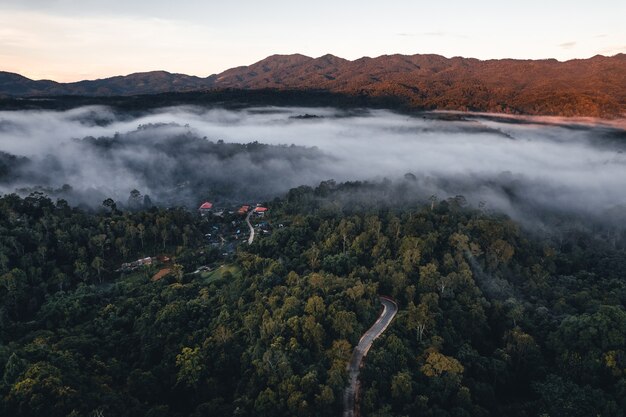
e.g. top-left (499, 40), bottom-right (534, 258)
top-left (138, 257), bottom-right (153, 266)
top-left (253, 207), bottom-right (268, 217)
top-left (117, 256), bottom-right (154, 273)
top-left (199, 202), bottom-right (213, 212)
top-left (237, 205), bottom-right (250, 215)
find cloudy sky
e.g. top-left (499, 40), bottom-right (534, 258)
top-left (1, 0), bottom-right (625, 81)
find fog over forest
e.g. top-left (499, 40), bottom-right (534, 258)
top-left (0, 105), bottom-right (625, 226)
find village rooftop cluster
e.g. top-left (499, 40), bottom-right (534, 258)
top-left (117, 201), bottom-right (273, 276)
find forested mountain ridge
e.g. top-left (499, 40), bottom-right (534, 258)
top-left (214, 53), bottom-right (626, 117)
top-left (1, 181), bottom-right (625, 417)
top-left (2, 53), bottom-right (625, 117)
top-left (0, 71), bottom-right (215, 96)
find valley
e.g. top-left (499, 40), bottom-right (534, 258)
top-left (0, 19), bottom-right (625, 417)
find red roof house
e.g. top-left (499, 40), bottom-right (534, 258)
top-left (199, 202), bottom-right (213, 210)
top-left (253, 207), bottom-right (268, 213)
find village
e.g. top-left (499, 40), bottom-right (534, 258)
top-left (197, 200), bottom-right (272, 248)
top-left (116, 200), bottom-right (276, 279)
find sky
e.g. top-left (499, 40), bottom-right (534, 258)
top-left (0, 0), bottom-right (625, 82)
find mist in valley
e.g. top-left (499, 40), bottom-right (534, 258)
top-left (0, 105), bottom-right (625, 228)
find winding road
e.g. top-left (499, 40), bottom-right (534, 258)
top-left (245, 211), bottom-right (255, 245)
top-left (343, 296), bottom-right (398, 417)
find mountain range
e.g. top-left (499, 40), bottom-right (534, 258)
top-left (2, 53), bottom-right (625, 117)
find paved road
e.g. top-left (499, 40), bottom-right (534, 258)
top-left (245, 211), bottom-right (255, 245)
top-left (343, 297), bottom-right (398, 417)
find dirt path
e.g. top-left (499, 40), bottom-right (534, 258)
top-left (245, 211), bottom-right (255, 245)
top-left (343, 297), bottom-right (398, 417)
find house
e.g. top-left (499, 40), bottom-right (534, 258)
top-left (199, 202), bottom-right (213, 213)
top-left (138, 257), bottom-right (153, 266)
top-left (253, 206), bottom-right (268, 217)
top-left (117, 256), bottom-right (154, 273)
top-left (237, 205), bottom-right (250, 215)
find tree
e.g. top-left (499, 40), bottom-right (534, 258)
top-left (331, 310), bottom-right (357, 340)
top-left (504, 297), bottom-right (524, 327)
top-left (407, 295), bottom-right (437, 343)
top-left (90, 234), bottom-right (107, 258)
top-left (391, 371), bottom-right (412, 401)
top-left (171, 263), bottom-right (184, 283)
top-left (3, 353), bottom-right (26, 385)
top-left (420, 348), bottom-right (464, 378)
top-left (399, 236), bottom-right (421, 273)
top-left (161, 228), bottom-right (169, 250)
top-left (304, 245), bottom-right (321, 270)
top-left (73, 260), bottom-right (89, 282)
top-left (314, 385), bottom-right (335, 411)
top-left (255, 388), bottom-right (278, 417)
top-left (504, 327), bottom-right (542, 377)
top-left (487, 239), bottom-right (515, 269)
top-left (127, 189), bottom-right (142, 210)
top-left (304, 295), bottom-right (326, 319)
top-left (176, 347), bottom-right (204, 388)
top-left (102, 198), bottom-right (117, 214)
top-left (430, 195), bottom-right (438, 210)
top-left (91, 257), bottom-right (104, 283)
top-left (302, 315), bottom-right (325, 352)
top-left (418, 263), bottom-right (442, 294)
top-left (6, 362), bottom-right (78, 417)
top-left (137, 223), bottom-right (146, 249)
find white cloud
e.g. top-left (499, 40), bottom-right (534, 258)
top-left (1, 106), bottom-right (625, 226)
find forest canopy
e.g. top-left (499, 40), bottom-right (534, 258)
top-left (1, 179), bottom-right (625, 417)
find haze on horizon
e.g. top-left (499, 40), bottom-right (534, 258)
top-left (1, 0), bottom-right (625, 82)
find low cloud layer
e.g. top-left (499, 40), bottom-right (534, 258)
top-left (0, 105), bottom-right (625, 226)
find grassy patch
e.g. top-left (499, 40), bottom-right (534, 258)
top-left (202, 264), bottom-right (241, 283)
top-left (119, 269), bottom-right (151, 285)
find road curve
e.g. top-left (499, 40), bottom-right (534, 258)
top-left (343, 296), bottom-right (398, 417)
top-left (245, 211), bottom-right (255, 245)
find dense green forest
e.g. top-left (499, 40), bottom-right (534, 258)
top-left (1, 182), bottom-right (625, 416)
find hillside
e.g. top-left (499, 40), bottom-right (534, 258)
top-left (1, 183), bottom-right (626, 417)
top-left (0, 70), bottom-right (215, 96)
top-left (218, 53), bottom-right (626, 117)
top-left (2, 53), bottom-right (626, 117)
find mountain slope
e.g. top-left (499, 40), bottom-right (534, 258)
top-left (0, 72), bottom-right (60, 96)
top-left (0, 71), bottom-right (215, 96)
top-left (2, 53), bottom-right (625, 117)
top-left (215, 53), bottom-right (626, 117)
